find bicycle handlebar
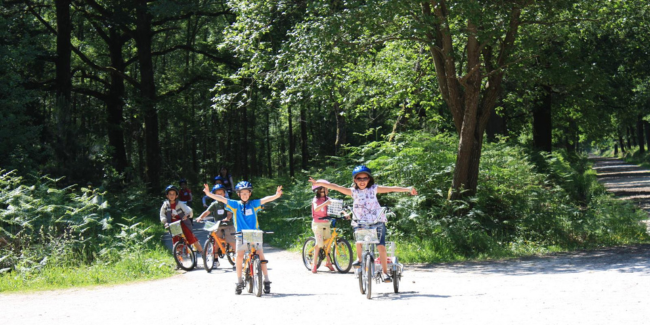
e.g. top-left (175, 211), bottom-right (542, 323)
top-left (230, 231), bottom-right (274, 236)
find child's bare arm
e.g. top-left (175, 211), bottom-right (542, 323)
top-left (260, 186), bottom-right (283, 205)
top-left (313, 199), bottom-right (331, 211)
top-left (308, 177), bottom-right (352, 196)
top-left (196, 209), bottom-right (211, 222)
top-left (376, 186), bottom-right (418, 195)
top-left (202, 184), bottom-right (228, 204)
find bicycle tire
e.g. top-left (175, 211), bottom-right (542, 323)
top-left (246, 261), bottom-right (254, 294)
top-left (332, 238), bottom-right (352, 273)
top-left (226, 243), bottom-right (236, 266)
top-left (358, 253), bottom-right (367, 295)
top-left (392, 269), bottom-right (400, 293)
top-left (252, 256), bottom-right (263, 297)
top-left (173, 240), bottom-right (196, 271)
top-left (202, 238), bottom-right (215, 273)
top-left (365, 253), bottom-right (373, 299)
top-left (301, 237), bottom-right (322, 271)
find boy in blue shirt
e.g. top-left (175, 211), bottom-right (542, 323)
top-left (203, 181), bottom-right (283, 295)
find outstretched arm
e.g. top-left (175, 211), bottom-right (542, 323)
top-left (203, 184), bottom-right (228, 204)
top-left (308, 177), bottom-right (352, 196)
top-left (261, 186), bottom-right (283, 205)
top-left (376, 185), bottom-right (418, 195)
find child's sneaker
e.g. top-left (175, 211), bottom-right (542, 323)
top-left (352, 260), bottom-right (361, 268)
top-left (235, 282), bottom-right (244, 295)
top-left (325, 262), bottom-right (335, 271)
top-left (312, 263), bottom-right (318, 273)
top-left (263, 281), bottom-right (271, 294)
top-left (383, 273), bottom-right (392, 283)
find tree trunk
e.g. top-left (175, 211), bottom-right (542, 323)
top-left (614, 143), bottom-right (618, 156)
top-left (637, 114), bottom-right (645, 154)
top-left (55, 0), bottom-right (72, 165)
top-left (106, 28), bottom-right (128, 175)
top-left (288, 104), bottom-right (295, 177)
top-left (618, 131), bottom-right (627, 153)
top-left (300, 105), bottom-right (308, 170)
top-left (486, 105), bottom-right (506, 142)
top-left (631, 126), bottom-right (637, 148)
top-left (333, 101), bottom-right (346, 154)
top-left (135, 0), bottom-right (161, 192)
top-left (532, 86), bottom-right (552, 153)
top-left (643, 121), bottom-right (650, 151)
top-left (626, 126), bottom-right (632, 149)
top-left (266, 108), bottom-right (273, 178)
top-left (422, 3), bottom-right (522, 199)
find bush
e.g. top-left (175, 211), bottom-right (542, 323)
top-left (256, 132), bottom-right (650, 262)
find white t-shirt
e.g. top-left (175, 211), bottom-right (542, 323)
top-left (351, 184), bottom-right (386, 224)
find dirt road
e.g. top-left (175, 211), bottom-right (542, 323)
top-left (1, 244), bottom-right (650, 325)
top-left (2, 157), bottom-right (650, 325)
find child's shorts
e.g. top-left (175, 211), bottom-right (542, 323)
top-left (311, 221), bottom-right (332, 246)
top-left (217, 224), bottom-right (236, 243)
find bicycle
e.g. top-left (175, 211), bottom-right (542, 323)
top-left (200, 220), bottom-right (236, 272)
top-left (301, 214), bottom-right (353, 273)
top-left (234, 229), bottom-right (273, 297)
top-left (168, 220), bottom-right (197, 271)
top-left (347, 207), bottom-right (403, 299)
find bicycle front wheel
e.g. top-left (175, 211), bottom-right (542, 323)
top-left (332, 238), bottom-right (352, 273)
top-left (173, 241), bottom-right (196, 271)
top-left (252, 256), bottom-right (263, 297)
top-left (202, 238), bottom-right (215, 273)
top-left (365, 253), bottom-right (373, 299)
top-left (246, 259), bottom-right (254, 293)
top-left (226, 243), bottom-right (236, 266)
top-left (301, 237), bottom-right (322, 271)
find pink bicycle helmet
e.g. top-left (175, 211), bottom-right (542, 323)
top-left (311, 179), bottom-right (330, 191)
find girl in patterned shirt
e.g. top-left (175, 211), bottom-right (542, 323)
top-left (308, 165), bottom-right (417, 282)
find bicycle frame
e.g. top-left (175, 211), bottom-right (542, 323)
top-left (306, 221), bottom-right (341, 260)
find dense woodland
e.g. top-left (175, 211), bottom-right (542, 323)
top-left (3, 1), bottom-right (650, 286)
top-left (1, 0), bottom-right (649, 193)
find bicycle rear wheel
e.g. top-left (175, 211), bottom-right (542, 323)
top-left (202, 238), bottom-right (215, 272)
top-left (301, 237), bottom-right (322, 271)
top-left (392, 269), bottom-right (400, 293)
top-left (252, 256), bottom-right (263, 297)
top-left (365, 253), bottom-right (373, 299)
top-left (173, 241), bottom-right (196, 271)
top-left (332, 238), bottom-right (352, 273)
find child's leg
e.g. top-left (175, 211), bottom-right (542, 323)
top-left (377, 244), bottom-right (388, 274)
top-left (193, 241), bottom-right (203, 253)
top-left (356, 242), bottom-right (363, 262)
top-left (236, 250), bottom-right (245, 281)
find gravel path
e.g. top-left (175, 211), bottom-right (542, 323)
top-left (2, 157), bottom-right (650, 325)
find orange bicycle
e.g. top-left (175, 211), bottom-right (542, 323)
top-left (201, 220), bottom-right (236, 272)
top-left (234, 229), bottom-right (273, 297)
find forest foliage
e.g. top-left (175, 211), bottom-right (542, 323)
top-left (1, 0), bottom-right (650, 288)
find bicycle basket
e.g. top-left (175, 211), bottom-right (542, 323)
top-left (203, 220), bottom-right (220, 232)
top-left (354, 228), bottom-right (379, 244)
top-left (327, 199), bottom-right (344, 216)
top-left (242, 230), bottom-right (264, 246)
top-left (169, 220), bottom-right (183, 237)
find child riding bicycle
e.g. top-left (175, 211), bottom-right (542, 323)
top-left (203, 181), bottom-right (283, 294)
top-left (310, 180), bottom-right (335, 273)
top-left (308, 165), bottom-right (417, 282)
top-left (160, 185), bottom-right (202, 254)
top-left (196, 184), bottom-right (236, 266)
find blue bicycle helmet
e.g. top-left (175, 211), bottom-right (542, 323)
top-left (352, 165), bottom-right (372, 178)
top-left (165, 185), bottom-right (179, 195)
top-left (179, 178), bottom-right (187, 184)
top-left (235, 181), bottom-right (253, 192)
top-left (212, 184), bottom-right (226, 193)
top-left (214, 176), bottom-right (224, 182)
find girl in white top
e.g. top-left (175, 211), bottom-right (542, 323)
top-left (308, 165), bottom-right (417, 282)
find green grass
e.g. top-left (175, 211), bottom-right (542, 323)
top-left (0, 247), bottom-right (175, 293)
